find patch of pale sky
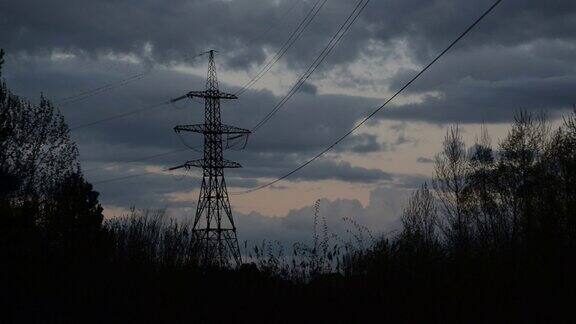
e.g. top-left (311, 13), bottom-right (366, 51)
top-left (230, 178), bottom-right (375, 216)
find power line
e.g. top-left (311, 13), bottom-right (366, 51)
top-left (66, 52), bottom-right (212, 131)
top-left (57, 72), bottom-right (149, 106)
top-left (175, 131), bottom-right (203, 153)
top-left (90, 149), bottom-right (203, 184)
top-left (234, 0), bottom-right (329, 96)
top-left (89, 148), bottom-right (203, 184)
top-left (231, 0), bottom-right (504, 195)
top-left (252, 0), bottom-right (369, 133)
top-left (82, 147), bottom-right (189, 173)
top-left (92, 170), bottom-right (164, 185)
top-left (69, 100), bottom-right (169, 131)
top-left (65, 0), bottom-right (319, 130)
top-left (244, 0), bottom-right (303, 45)
top-left (83, 0), bottom-right (365, 180)
top-left (74, 4), bottom-right (322, 182)
top-left (83, 0), bottom-right (502, 189)
top-left (94, 0), bottom-right (327, 162)
top-left (58, 52), bottom-right (206, 108)
top-left (236, 0), bottom-right (327, 96)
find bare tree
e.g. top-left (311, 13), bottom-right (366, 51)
top-left (0, 49), bottom-right (101, 243)
top-left (465, 124), bottom-right (503, 250)
top-left (0, 70), bottom-right (78, 202)
top-left (432, 126), bottom-right (472, 250)
top-left (495, 111), bottom-right (551, 245)
top-left (401, 183), bottom-right (438, 250)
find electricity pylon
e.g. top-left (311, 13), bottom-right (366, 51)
top-left (169, 50), bottom-right (250, 267)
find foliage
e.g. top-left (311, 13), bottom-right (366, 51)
top-left (0, 86), bottom-right (79, 200)
top-left (0, 50), bottom-right (104, 307)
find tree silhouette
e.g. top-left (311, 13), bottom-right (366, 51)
top-left (0, 49), bottom-right (103, 256)
top-left (43, 172), bottom-right (103, 249)
top-left (397, 109), bottom-right (576, 259)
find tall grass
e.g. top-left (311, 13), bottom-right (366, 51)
top-left (104, 208), bottom-right (200, 269)
top-left (229, 200), bottom-right (378, 281)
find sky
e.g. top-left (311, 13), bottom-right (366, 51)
top-left (1, 0), bottom-right (575, 245)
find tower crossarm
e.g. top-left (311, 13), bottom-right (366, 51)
top-left (168, 159), bottom-right (241, 171)
top-left (181, 158), bottom-right (242, 169)
top-left (170, 90), bottom-right (238, 103)
top-left (174, 124), bottom-right (251, 135)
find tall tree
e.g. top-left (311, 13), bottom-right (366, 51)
top-left (0, 57), bottom-right (79, 202)
top-left (43, 172), bottom-right (104, 248)
top-left (0, 49), bottom-right (4, 71)
top-left (0, 48), bottom-right (20, 201)
top-left (0, 49), bottom-right (102, 239)
top-left (433, 126), bottom-right (472, 250)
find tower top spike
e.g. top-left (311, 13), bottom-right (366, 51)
top-left (206, 49), bottom-right (219, 92)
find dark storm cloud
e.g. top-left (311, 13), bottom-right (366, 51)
top-left (381, 72), bottom-right (576, 123)
top-left (361, 1), bottom-right (576, 63)
top-left (376, 39), bottom-right (576, 123)
top-left (2, 0), bottom-right (575, 68)
top-left (0, 0), bottom-right (372, 69)
top-left (3, 55), bottom-right (394, 164)
top-left (2, 0), bottom-right (575, 125)
top-left (1, 0), bottom-right (278, 63)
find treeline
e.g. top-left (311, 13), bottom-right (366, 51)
top-left (242, 110), bottom-right (576, 322)
top-left (2, 49), bottom-right (576, 322)
top-left (352, 111), bottom-right (576, 321)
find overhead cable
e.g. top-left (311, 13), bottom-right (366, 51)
top-left (231, 0), bottom-right (504, 195)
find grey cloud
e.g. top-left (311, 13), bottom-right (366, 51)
top-left (416, 156), bottom-right (434, 164)
top-left (362, 1), bottom-right (576, 64)
top-left (3, 0), bottom-right (576, 128)
top-left (394, 133), bottom-right (412, 145)
top-left (0, 0), bottom-right (370, 69)
top-left (392, 173), bottom-right (431, 189)
top-left (6, 0), bottom-right (574, 71)
top-left (381, 74), bottom-right (576, 124)
top-left (292, 159), bottom-right (392, 183)
top-left (91, 168), bottom-right (200, 208)
top-left (231, 155), bottom-right (392, 184)
top-left (377, 38), bottom-right (576, 124)
top-left (388, 40), bottom-right (576, 94)
top-left (87, 162), bottom-right (258, 208)
top-left (334, 134), bottom-right (388, 153)
top-left (299, 81), bottom-right (317, 95)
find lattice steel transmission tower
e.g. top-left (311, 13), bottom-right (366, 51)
top-left (170, 50), bottom-right (250, 267)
